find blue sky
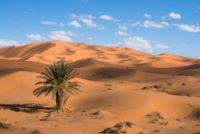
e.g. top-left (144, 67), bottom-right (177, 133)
top-left (0, 0), bottom-right (200, 58)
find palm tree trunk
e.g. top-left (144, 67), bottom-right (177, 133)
top-left (56, 91), bottom-right (63, 110)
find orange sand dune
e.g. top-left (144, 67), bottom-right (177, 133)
top-left (0, 40), bottom-right (200, 134)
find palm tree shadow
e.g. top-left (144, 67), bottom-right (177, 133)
top-left (0, 103), bottom-right (54, 113)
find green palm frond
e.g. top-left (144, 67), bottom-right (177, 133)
top-left (33, 61), bottom-right (83, 107)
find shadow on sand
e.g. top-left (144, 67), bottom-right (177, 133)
top-left (0, 103), bottom-right (54, 113)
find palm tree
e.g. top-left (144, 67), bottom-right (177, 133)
top-left (33, 61), bottom-right (82, 110)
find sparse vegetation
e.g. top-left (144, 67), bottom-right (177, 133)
top-left (104, 84), bottom-right (112, 86)
top-left (107, 88), bottom-right (112, 90)
top-left (154, 129), bottom-right (160, 133)
top-left (102, 127), bottom-right (112, 133)
top-left (33, 61), bottom-right (83, 110)
top-left (181, 83), bottom-right (187, 86)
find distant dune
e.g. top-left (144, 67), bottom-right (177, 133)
top-left (0, 40), bottom-right (200, 134)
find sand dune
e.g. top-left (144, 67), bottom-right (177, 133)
top-left (0, 40), bottom-right (200, 134)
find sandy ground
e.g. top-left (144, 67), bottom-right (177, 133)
top-left (1, 40), bottom-right (200, 134)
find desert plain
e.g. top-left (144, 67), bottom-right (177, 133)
top-left (0, 40), bottom-right (200, 134)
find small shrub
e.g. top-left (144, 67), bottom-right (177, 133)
top-left (104, 84), bottom-right (112, 86)
top-left (102, 128), bottom-right (112, 133)
top-left (154, 129), bottom-right (160, 133)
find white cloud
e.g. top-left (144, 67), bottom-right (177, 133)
top-left (77, 0), bottom-right (88, 2)
top-left (41, 21), bottom-right (56, 25)
top-left (21, 41), bottom-right (31, 45)
top-left (66, 31), bottom-right (84, 36)
top-left (172, 24), bottom-right (200, 32)
top-left (26, 31), bottom-right (83, 42)
top-left (115, 31), bottom-right (129, 36)
top-left (107, 43), bottom-right (119, 47)
top-left (0, 39), bottom-right (20, 46)
top-left (198, 7), bottom-right (200, 9)
top-left (48, 31), bottom-right (72, 42)
top-left (81, 15), bottom-right (93, 19)
top-left (126, 21), bottom-right (169, 28)
top-left (107, 37), bottom-right (153, 52)
top-left (41, 21), bottom-right (64, 26)
top-left (143, 20), bottom-right (164, 28)
top-left (127, 22), bottom-right (141, 26)
top-left (70, 14), bottom-right (102, 28)
top-left (88, 37), bottom-right (93, 41)
top-left (144, 14), bottom-right (151, 18)
top-left (161, 16), bottom-right (166, 20)
top-left (119, 25), bottom-right (127, 30)
top-left (99, 15), bottom-right (119, 21)
top-left (68, 21), bottom-right (81, 28)
top-left (99, 24), bottom-right (106, 29)
top-left (161, 22), bottom-right (169, 26)
top-left (70, 14), bottom-right (78, 19)
top-left (156, 44), bottom-right (168, 49)
top-left (27, 34), bottom-right (47, 41)
top-left (169, 13), bottom-right (181, 19)
top-left (79, 15), bottom-right (97, 28)
top-left (30, 9), bottom-right (34, 12)
top-left (183, 44), bottom-right (187, 46)
top-left (57, 23), bottom-right (65, 26)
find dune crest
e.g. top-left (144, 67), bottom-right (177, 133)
top-left (0, 40), bottom-right (200, 134)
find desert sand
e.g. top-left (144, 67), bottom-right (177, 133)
top-left (1, 40), bottom-right (200, 134)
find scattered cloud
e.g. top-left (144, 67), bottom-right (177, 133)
top-left (99, 15), bottom-right (119, 21)
top-left (0, 39), bottom-right (20, 46)
top-left (172, 24), bottom-right (200, 32)
top-left (107, 37), bottom-right (153, 52)
top-left (77, 0), bottom-right (88, 2)
top-left (156, 44), bottom-right (168, 49)
top-left (99, 24), bottom-right (106, 29)
top-left (70, 14), bottom-right (78, 19)
top-left (107, 43), bottom-right (119, 47)
top-left (48, 31), bottom-right (73, 42)
top-left (161, 16), bottom-right (166, 20)
top-left (183, 43), bottom-right (187, 46)
top-left (21, 41), bottom-right (31, 45)
top-left (79, 15), bottom-right (97, 28)
top-left (125, 22), bottom-right (141, 26)
top-left (30, 9), bottom-right (34, 12)
top-left (161, 22), bottom-right (170, 26)
top-left (27, 31), bottom-right (83, 42)
top-left (66, 31), bottom-right (84, 36)
top-left (198, 7), bottom-right (200, 9)
top-left (41, 21), bottom-right (65, 26)
top-left (57, 23), bottom-right (65, 26)
top-left (115, 31), bottom-right (129, 36)
top-left (41, 21), bottom-right (56, 25)
top-left (88, 37), bottom-right (93, 41)
top-left (80, 15), bottom-right (93, 19)
top-left (169, 13), bottom-right (181, 19)
top-left (27, 34), bottom-right (47, 41)
top-left (70, 14), bottom-right (106, 29)
top-left (118, 25), bottom-right (127, 30)
top-left (126, 21), bottom-right (169, 28)
top-left (144, 14), bottom-right (151, 18)
top-left (68, 21), bottom-right (82, 28)
top-left (143, 20), bottom-right (164, 28)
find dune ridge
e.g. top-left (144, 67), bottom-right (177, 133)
top-left (0, 40), bottom-right (200, 134)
